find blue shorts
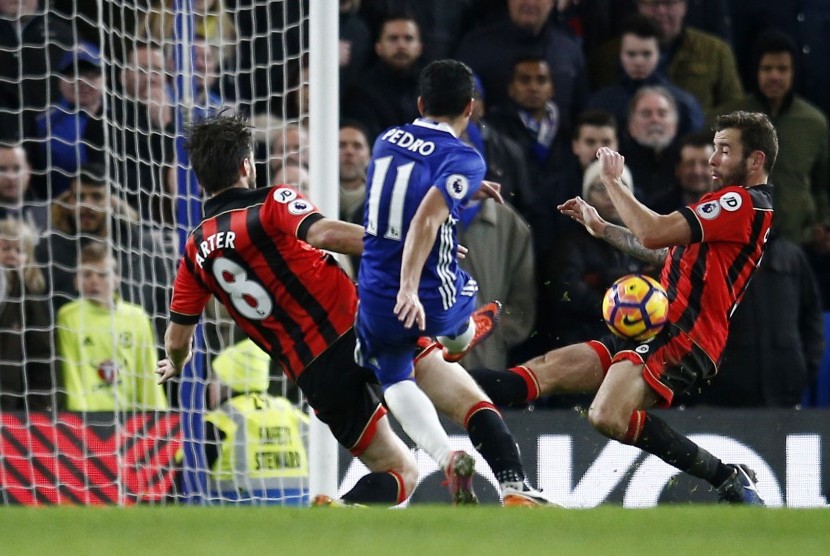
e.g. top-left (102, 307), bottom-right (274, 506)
top-left (355, 294), bottom-right (476, 388)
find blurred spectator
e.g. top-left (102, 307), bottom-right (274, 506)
top-left (696, 233), bottom-right (824, 408)
top-left (34, 164), bottom-right (173, 339)
top-left (250, 112), bottom-right (281, 188)
top-left (110, 42), bottom-right (176, 227)
top-left (537, 109), bottom-right (620, 243)
top-left (570, 109), bottom-right (619, 171)
top-left (485, 55), bottom-right (569, 254)
top-left (457, 198), bottom-right (536, 370)
top-left (551, 0), bottom-right (732, 63)
top-left (714, 30), bottom-right (830, 246)
top-left (336, 120), bottom-right (371, 276)
top-left (459, 75), bottom-right (532, 216)
top-left (487, 56), bottom-right (565, 173)
top-left (454, 0), bottom-right (589, 129)
top-left (284, 52), bottom-right (309, 125)
top-left (338, 120), bottom-right (371, 225)
top-left (34, 42), bottom-right (106, 199)
top-left (191, 35), bottom-right (225, 119)
top-left (586, 15), bottom-right (703, 137)
top-left (339, 0), bottom-right (372, 94)
top-left (589, 0), bottom-right (743, 113)
top-left (620, 86), bottom-right (681, 209)
top-left (358, 0), bottom-right (477, 62)
top-left (0, 0), bottom-right (74, 151)
top-left (341, 12), bottom-right (423, 139)
top-left (540, 160), bottom-right (645, 349)
top-left (273, 162), bottom-right (310, 197)
top-left (0, 141), bottom-right (47, 232)
top-left (729, 0), bottom-right (830, 118)
top-left (203, 338), bottom-right (309, 503)
top-left (650, 130), bottom-right (714, 214)
top-left (270, 123), bottom-right (308, 178)
top-left (0, 218), bottom-right (54, 411)
top-left (136, 0), bottom-right (237, 67)
top-left (57, 242), bottom-right (168, 412)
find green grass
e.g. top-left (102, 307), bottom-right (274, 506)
top-left (1, 505), bottom-right (827, 555)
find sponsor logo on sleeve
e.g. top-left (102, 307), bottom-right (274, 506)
top-left (696, 200), bottom-right (721, 220)
top-left (273, 187), bottom-right (298, 204)
top-left (719, 191), bottom-right (743, 211)
top-left (446, 174), bottom-right (469, 200)
top-left (288, 199), bottom-right (314, 215)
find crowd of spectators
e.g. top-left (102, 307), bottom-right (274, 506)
top-left (0, 0), bottom-right (829, 412)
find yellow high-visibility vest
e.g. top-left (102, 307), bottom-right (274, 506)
top-left (205, 393), bottom-right (309, 493)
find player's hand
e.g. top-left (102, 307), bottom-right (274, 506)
top-left (394, 289), bottom-right (426, 330)
top-left (472, 180), bottom-right (504, 204)
top-left (558, 196), bottom-right (607, 238)
top-left (597, 147), bottom-right (626, 187)
top-left (456, 243), bottom-right (468, 260)
top-left (156, 353), bottom-right (190, 384)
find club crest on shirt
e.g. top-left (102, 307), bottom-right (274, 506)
top-left (446, 174), bottom-right (469, 200)
top-left (719, 191), bottom-right (742, 211)
top-left (288, 199), bottom-right (314, 215)
top-left (273, 187), bottom-right (298, 204)
top-left (696, 200), bottom-right (721, 220)
top-left (119, 332), bottom-right (133, 348)
top-left (97, 360), bottom-right (119, 385)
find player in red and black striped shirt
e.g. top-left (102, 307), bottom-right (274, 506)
top-left (472, 111), bottom-right (778, 505)
top-left (156, 112), bottom-right (550, 507)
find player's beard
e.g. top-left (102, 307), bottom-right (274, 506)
top-left (719, 158), bottom-right (750, 188)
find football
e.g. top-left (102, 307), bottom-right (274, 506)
top-left (602, 274), bottom-right (669, 341)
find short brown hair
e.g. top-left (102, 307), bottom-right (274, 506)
top-left (714, 111), bottom-right (779, 172)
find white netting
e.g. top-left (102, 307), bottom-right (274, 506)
top-left (0, 0), bottom-right (313, 505)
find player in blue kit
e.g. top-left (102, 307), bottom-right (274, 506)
top-left (356, 60), bottom-right (503, 504)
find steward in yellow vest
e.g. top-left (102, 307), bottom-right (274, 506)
top-left (205, 339), bottom-right (309, 504)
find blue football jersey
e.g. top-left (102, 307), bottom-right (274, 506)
top-left (358, 118), bottom-right (486, 313)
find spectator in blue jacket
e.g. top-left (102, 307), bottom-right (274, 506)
top-left (33, 42), bottom-right (106, 199)
top-left (587, 15), bottom-right (703, 138)
top-left (454, 0), bottom-right (589, 130)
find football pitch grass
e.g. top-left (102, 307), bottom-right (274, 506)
top-left (2, 505), bottom-right (828, 555)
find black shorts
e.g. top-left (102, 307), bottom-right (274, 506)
top-left (295, 328), bottom-right (386, 456)
top-left (592, 324), bottom-right (715, 407)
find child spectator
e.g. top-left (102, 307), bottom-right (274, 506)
top-left (57, 242), bottom-right (167, 412)
top-left (0, 218), bottom-right (54, 411)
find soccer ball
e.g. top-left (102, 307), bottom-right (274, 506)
top-left (602, 274), bottom-right (669, 341)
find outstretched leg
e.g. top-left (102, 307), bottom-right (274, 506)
top-left (416, 343), bottom-right (550, 505)
top-left (589, 360), bottom-right (763, 504)
top-left (469, 342), bottom-right (606, 406)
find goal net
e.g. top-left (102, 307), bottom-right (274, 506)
top-left (0, 0), bottom-right (319, 506)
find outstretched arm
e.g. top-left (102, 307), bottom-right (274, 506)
top-left (595, 147), bottom-right (692, 249)
top-left (304, 218), bottom-right (365, 256)
top-left (558, 196), bottom-right (668, 266)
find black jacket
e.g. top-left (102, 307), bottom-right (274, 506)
top-left (698, 236), bottom-right (824, 407)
